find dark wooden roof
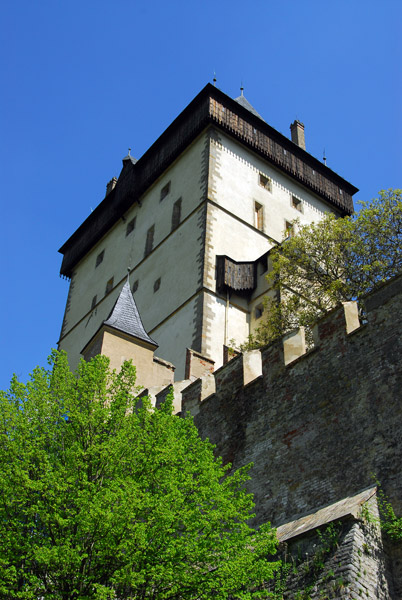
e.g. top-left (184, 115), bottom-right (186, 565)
top-left (59, 83), bottom-right (358, 278)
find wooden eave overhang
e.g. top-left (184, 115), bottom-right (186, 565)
top-left (59, 83), bottom-right (358, 278)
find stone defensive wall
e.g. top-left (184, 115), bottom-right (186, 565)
top-left (140, 275), bottom-right (402, 597)
top-left (180, 274), bottom-right (402, 530)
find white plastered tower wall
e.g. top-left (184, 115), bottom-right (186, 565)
top-left (59, 132), bottom-right (210, 376)
top-left (199, 130), bottom-right (342, 367)
top-left (58, 84), bottom-right (357, 379)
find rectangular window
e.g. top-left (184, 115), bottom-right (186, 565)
top-left (259, 173), bottom-right (272, 192)
top-left (160, 181), bottom-right (171, 201)
top-left (254, 201), bottom-right (264, 231)
top-left (255, 304), bottom-right (264, 319)
top-left (259, 256), bottom-right (268, 275)
top-left (96, 250), bottom-right (105, 267)
top-left (91, 295), bottom-right (97, 309)
top-left (171, 197), bottom-right (182, 231)
top-left (144, 225), bottom-right (155, 257)
top-left (284, 221), bottom-right (294, 239)
top-left (105, 277), bottom-right (114, 295)
top-left (126, 217), bottom-right (136, 236)
top-left (291, 195), bottom-right (302, 212)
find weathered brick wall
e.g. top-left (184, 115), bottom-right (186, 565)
top-left (182, 275), bottom-right (402, 529)
top-left (277, 518), bottom-right (393, 599)
top-left (263, 490), bottom-right (394, 599)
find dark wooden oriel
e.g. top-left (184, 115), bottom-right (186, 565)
top-left (216, 256), bottom-right (256, 295)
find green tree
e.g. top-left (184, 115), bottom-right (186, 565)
top-left (246, 189), bottom-right (402, 348)
top-left (0, 351), bottom-right (278, 599)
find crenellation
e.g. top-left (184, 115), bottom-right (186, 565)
top-left (243, 349), bottom-right (263, 384)
top-left (155, 379), bottom-right (192, 414)
top-left (181, 373), bottom-right (215, 417)
top-left (190, 273), bottom-right (402, 531)
top-left (283, 326), bottom-right (306, 364)
top-left (261, 338), bottom-right (285, 382)
top-left (314, 301), bottom-right (359, 346)
top-left (212, 352), bottom-right (245, 399)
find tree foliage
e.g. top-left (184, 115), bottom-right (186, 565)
top-left (246, 189), bottom-right (402, 348)
top-left (373, 484), bottom-right (402, 543)
top-left (0, 351), bottom-right (278, 599)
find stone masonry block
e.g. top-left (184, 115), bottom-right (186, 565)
top-left (243, 349), bottom-right (262, 385)
top-left (315, 301), bottom-right (359, 345)
top-left (283, 327), bottom-right (306, 365)
top-left (213, 353), bottom-right (244, 399)
top-left (181, 374), bottom-right (215, 417)
top-left (342, 300), bottom-right (360, 334)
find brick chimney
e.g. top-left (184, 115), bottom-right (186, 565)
top-left (105, 177), bottom-right (117, 196)
top-left (290, 120), bottom-right (306, 150)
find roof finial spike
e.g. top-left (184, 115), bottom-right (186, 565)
top-left (213, 71), bottom-right (217, 86)
top-left (240, 81), bottom-right (244, 96)
top-left (323, 148), bottom-right (327, 166)
top-left (128, 148), bottom-right (131, 156)
top-left (127, 267), bottom-right (131, 283)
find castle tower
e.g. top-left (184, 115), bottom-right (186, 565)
top-left (58, 84), bottom-right (358, 378)
top-left (81, 279), bottom-right (174, 389)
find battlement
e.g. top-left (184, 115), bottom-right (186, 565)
top-left (180, 300), bottom-right (362, 414)
top-left (136, 273), bottom-right (402, 531)
top-left (137, 274), bottom-right (402, 595)
top-left (179, 276), bottom-right (400, 416)
top-left (177, 275), bottom-right (402, 527)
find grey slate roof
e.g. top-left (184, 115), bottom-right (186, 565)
top-left (103, 280), bottom-right (157, 347)
top-left (234, 94), bottom-right (264, 121)
top-left (122, 154), bottom-right (138, 165)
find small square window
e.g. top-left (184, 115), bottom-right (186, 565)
top-left (132, 280), bottom-right (139, 294)
top-left (105, 277), bottom-right (114, 295)
top-left (153, 277), bottom-right (161, 292)
top-left (259, 173), bottom-right (272, 192)
top-left (291, 195), bottom-right (302, 212)
top-left (91, 295), bottom-right (97, 309)
top-left (126, 217), bottom-right (136, 236)
top-left (160, 181), bottom-right (171, 201)
top-left (96, 250), bottom-right (105, 268)
top-left (255, 304), bottom-right (264, 319)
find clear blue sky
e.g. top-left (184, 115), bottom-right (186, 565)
top-left (1, 0), bottom-right (401, 390)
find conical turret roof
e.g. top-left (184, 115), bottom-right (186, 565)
top-left (103, 280), bottom-right (157, 347)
